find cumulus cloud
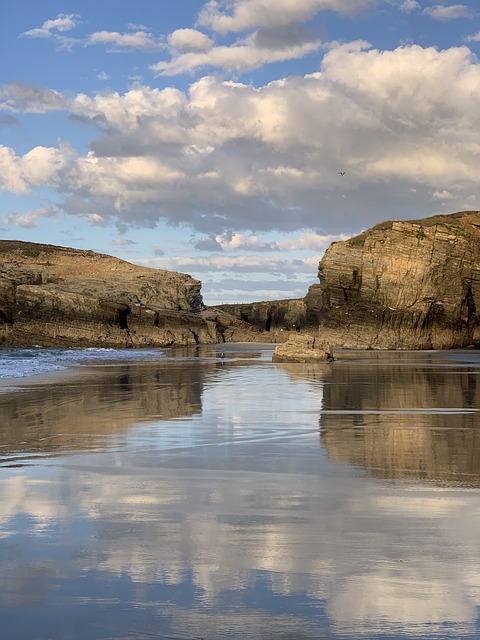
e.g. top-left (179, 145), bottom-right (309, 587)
top-left (2, 43), bottom-right (480, 235)
top-left (2, 206), bottom-right (56, 228)
top-left (152, 32), bottom-right (322, 75)
top-left (214, 231), bottom-right (279, 251)
top-left (136, 254), bottom-right (319, 274)
top-left (168, 28), bottom-right (214, 52)
top-left (81, 213), bottom-right (108, 226)
top-left (422, 4), bottom-right (470, 20)
top-left (0, 83), bottom-right (67, 113)
top-left (204, 231), bottom-right (344, 252)
top-left (465, 31), bottom-right (480, 42)
top-left (21, 16), bottom-right (166, 53)
top-left (400, 0), bottom-right (420, 12)
top-left (197, 0), bottom-right (377, 34)
top-left (0, 144), bottom-right (72, 194)
top-left (432, 190), bottom-right (455, 200)
top-left (22, 14), bottom-right (80, 39)
top-left (194, 235), bottom-right (225, 251)
top-left (87, 29), bottom-right (164, 51)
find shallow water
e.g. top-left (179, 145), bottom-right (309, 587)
top-left (1, 345), bottom-right (480, 639)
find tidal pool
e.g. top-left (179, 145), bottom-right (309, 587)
top-left (1, 344), bottom-right (480, 639)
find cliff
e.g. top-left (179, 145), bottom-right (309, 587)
top-left (217, 298), bottom-right (306, 339)
top-left (0, 240), bottom-right (262, 348)
top-left (278, 211), bottom-right (480, 357)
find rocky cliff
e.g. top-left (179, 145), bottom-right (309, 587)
top-left (303, 211), bottom-right (480, 351)
top-left (0, 240), bottom-right (261, 348)
top-left (217, 298), bottom-right (306, 339)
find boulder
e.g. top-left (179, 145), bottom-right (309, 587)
top-left (272, 333), bottom-right (333, 362)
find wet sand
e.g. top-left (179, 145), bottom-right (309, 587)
top-left (1, 345), bottom-right (480, 639)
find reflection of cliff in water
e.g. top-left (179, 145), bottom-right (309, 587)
top-left (0, 359), bottom-right (213, 461)
top-left (319, 353), bottom-right (480, 485)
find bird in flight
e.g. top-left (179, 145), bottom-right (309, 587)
top-left (338, 171), bottom-right (346, 176)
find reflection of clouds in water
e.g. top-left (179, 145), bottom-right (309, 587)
top-left (2, 353), bottom-right (480, 636)
top-left (330, 571), bottom-right (475, 635)
top-left (1, 463), bottom-right (480, 632)
top-left (0, 475), bottom-right (62, 533)
top-left (203, 365), bottom-right (323, 440)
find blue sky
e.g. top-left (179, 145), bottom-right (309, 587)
top-left (1, 1), bottom-right (480, 305)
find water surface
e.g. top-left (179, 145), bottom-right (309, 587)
top-left (1, 345), bottom-right (480, 639)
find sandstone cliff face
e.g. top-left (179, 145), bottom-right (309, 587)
top-left (305, 211), bottom-right (480, 350)
top-left (0, 241), bottom-right (261, 348)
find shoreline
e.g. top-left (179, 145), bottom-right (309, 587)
top-left (0, 342), bottom-right (279, 391)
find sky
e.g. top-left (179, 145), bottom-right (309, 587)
top-left (1, 1), bottom-right (480, 305)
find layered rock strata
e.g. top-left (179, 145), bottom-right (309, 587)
top-left (0, 241), bottom-right (261, 347)
top-left (277, 211), bottom-right (480, 359)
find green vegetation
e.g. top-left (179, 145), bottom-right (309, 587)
top-left (416, 226), bottom-right (425, 240)
top-left (348, 232), bottom-right (367, 248)
top-left (23, 249), bottom-right (40, 258)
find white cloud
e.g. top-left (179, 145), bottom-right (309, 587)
top-left (3, 43), bottom-right (480, 235)
top-left (87, 29), bottom-right (164, 51)
top-left (96, 71), bottom-right (111, 81)
top-left (400, 0), bottom-right (420, 12)
top-left (152, 32), bottom-right (322, 75)
top-left (112, 238), bottom-right (136, 245)
top-left (137, 254), bottom-right (320, 274)
top-left (81, 213), bottom-right (107, 226)
top-left (0, 144), bottom-right (71, 194)
top-left (168, 28), bottom-right (214, 52)
top-left (22, 14), bottom-right (80, 39)
top-left (432, 190), bottom-right (455, 200)
top-left (197, 0), bottom-right (377, 34)
top-left (0, 84), bottom-right (67, 113)
top-left (277, 232), bottom-right (347, 250)
top-left (210, 231), bottom-right (344, 251)
top-left (2, 207), bottom-right (56, 228)
top-left (422, 4), bottom-right (470, 20)
top-left (215, 231), bottom-right (278, 251)
top-left (465, 31), bottom-right (480, 42)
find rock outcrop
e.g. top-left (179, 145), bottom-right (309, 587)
top-left (273, 211), bottom-right (480, 360)
top-left (305, 211), bottom-right (480, 351)
top-left (272, 333), bottom-right (333, 362)
top-left (217, 299), bottom-right (306, 340)
top-left (0, 240), bottom-right (262, 348)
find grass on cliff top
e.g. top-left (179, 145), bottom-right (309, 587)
top-left (0, 239), bottom-right (92, 257)
top-left (347, 211), bottom-right (480, 248)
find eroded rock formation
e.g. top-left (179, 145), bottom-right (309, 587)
top-left (217, 299), bottom-right (306, 339)
top-left (307, 211), bottom-right (480, 350)
top-left (0, 240), bottom-right (261, 347)
top-left (272, 333), bottom-right (333, 362)
top-left (276, 211), bottom-right (480, 360)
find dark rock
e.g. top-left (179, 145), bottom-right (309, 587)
top-left (216, 299), bottom-right (306, 340)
